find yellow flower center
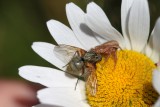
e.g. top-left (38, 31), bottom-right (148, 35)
top-left (86, 50), bottom-right (158, 107)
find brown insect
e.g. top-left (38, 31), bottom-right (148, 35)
top-left (54, 44), bottom-right (102, 96)
top-left (53, 40), bottom-right (120, 95)
top-left (91, 40), bottom-right (120, 63)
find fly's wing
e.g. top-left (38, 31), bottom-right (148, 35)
top-left (54, 44), bottom-right (86, 64)
top-left (54, 44), bottom-right (86, 78)
top-left (85, 63), bottom-right (97, 96)
top-left (86, 70), bottom-right (97, 96)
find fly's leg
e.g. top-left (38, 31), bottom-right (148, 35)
top-left (74, 66), bottom-right (86, 90)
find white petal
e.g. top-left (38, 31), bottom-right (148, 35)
top-left (121, 0), bottom-right (134, 49)
top-left (37, 87), bottom-right (90, 107)
top-left (153, 97), bottom-right (160, 107)
top-left (85, 2), bottom-right (125, 48)
top-left (32, 104), bottom-right (56, 107)
top-left (47, 20), bottom-right (84, 49)
top-left (66, 3), bottom-right (100, 50)
top-left (153, 18), bottom-right (160, 53)
top-left (32, 42), bottom-right (65, 70)
top-left (150, 50), bottom-right (159, 63)
top-left (19, 65), bottom-right (78, 88)
top-left (144, 33), bottom-right (153, 58)
top-left (93, 32), bottom-right (107, 44)
top-left (128, 0), bottom-right (150, 52)
top-left (152, 69), bottom-right (160, 94)
top-left (87, 2), bottom-right (111, 25)
top-left (150, 18), bottom-right (160, 62)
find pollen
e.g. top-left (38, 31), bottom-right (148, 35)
top-left (86, 50), bottom-right (158, 107)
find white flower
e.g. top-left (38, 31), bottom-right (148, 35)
top-left (153, 66), bottom-right (160, 107)
top-left (19, 0), bottom-right (160, 107)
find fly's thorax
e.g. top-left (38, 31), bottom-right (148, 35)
top-left (69, 56), bottom-right (84, 72)
top-left (83, 51), bottom-right (102, 63)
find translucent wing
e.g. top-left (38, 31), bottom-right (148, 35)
top-left (54, 44), bottom-right (86, 78)
top-left (86, 70), bottom-right (97, 96)
top-left (54, 44), bottom-right (86, 64)
top-left (85, 63), bottom-right (97, 96)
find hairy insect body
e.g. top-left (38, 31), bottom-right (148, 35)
top-left (70, 56), bottom-right (84, 71)
top-left (54, 45), bottom-right (102, 96)
top-left (68, 51), bottom-right (101, 74)
top-left (66, 51), bottom-right (102, 96)
top-left (83, 51), bottom-right (102, 63)
top-left (92, 40), bottom-right (120, 62)
top-left (54, 40), bottom-right (120, 96)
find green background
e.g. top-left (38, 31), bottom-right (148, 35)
top-left (0, 0), bottom-right (160, 78)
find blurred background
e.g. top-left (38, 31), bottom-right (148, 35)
top-left (0, 0), bottom-right (160, 106)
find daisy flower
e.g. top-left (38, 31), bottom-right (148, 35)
top-left (19, 0), bottom-right (160, 107)
top-left (153, 65), bottom-right (160, 107)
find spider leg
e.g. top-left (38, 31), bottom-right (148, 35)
top-left (104, 49), bottom-right (112, 61)
top-left (112, 49), bottom-right (118, 68)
